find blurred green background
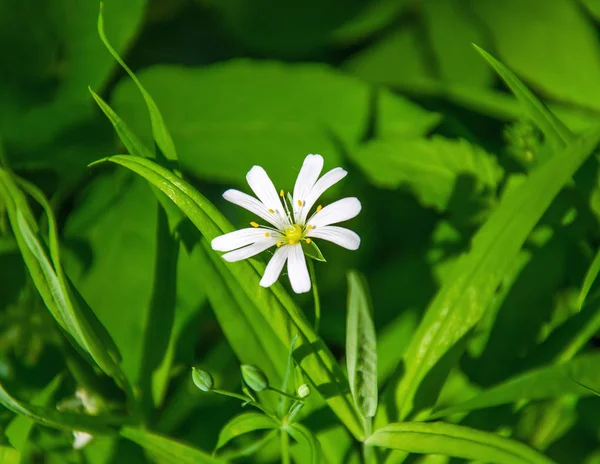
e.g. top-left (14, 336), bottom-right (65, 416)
top-left (2, 0), bottom-right (600, 462)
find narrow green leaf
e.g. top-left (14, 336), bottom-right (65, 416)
top-left (215, 412), bottom-right (278, 453)
top-left (432, 352), bottom-right (600, 418)
top-left (0, 446), bottom-right (20, 464)
top-left (97, 3), bottom-right (178, 164)
top-left (220, 429), bottom-right (279, 460)
top-left (286, 423), bottom-right (322, 464)
top-left (0, 380), bottom-right (128, 434)
top-left (120, 427), bottom-right (223, 464)
top-left (385, 127), bottom-right (600, 421)
top-left (346, 271), bottom-right (378, 418)
top-left (579, 247), bottom-right (600, 308)
top-left (473, 44), bottom-right (573, 149)
top-left (278, 334), bottom-right (300, 416)
top-left (0, 170), bottom-right (124, 385)
top-left (367, 422), bottom-right (555, 464)
top-left (6, 375), bottom-right (63, 451)
top-left (91, 154), bottom-right (364, 438)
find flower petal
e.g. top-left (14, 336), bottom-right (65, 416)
top-left (293, 154), bottom-right (323, 221)
top-left (246, 166), bottom-right (286, 216)
top-left (260, 246), bottom-right (290, 288)
top-left (307, 197), bottom-right (361, 228)
top-left (223, 189), bottom-right (285, 229)
top-left (287, 244), bottom-right (311, 293)
top-left (306, 226), bottom-right (360, 250)
top-left (299, 167), bottom-right (347, 223)
top-left (211, 228), bottom-right (279, 252)
top-left (221, 238), bottom-right (277, 262)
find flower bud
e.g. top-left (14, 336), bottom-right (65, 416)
top-left (297, 384), bottom-right (310, 398)
top-left (192, 367), bottom-right (214, 392)
top-left (241, 365), bottom-right (269, 392)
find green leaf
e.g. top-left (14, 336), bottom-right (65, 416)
top-left (579, 248), bottom-right (600, 308)
top-left (472, 45), bottom-right (573, 149)
top-left (471, 0), bottom-right (600, 111)
top-left (97, 4), bottom-right (178, 165)
top-left (120, 427), bottom-right (223, 464)
top-left (422, 0), bottom-right (493, 87)
top-left (92, 155), bottom-right (364, 438)
top-left (0, 379), bottom-right (129, 434)
top-left (346, 271), bottom-right (378, 418)
top-left (0, 169), bottom-right (124, 385)
top-left (5, 375), bottom-right (63, 451)
top-left (366, 422), bottom-right (556, 464)
top-left (111, 61), bottom-right (437, 187)
top-left (383, 127), bottom-right (600, 421)
top-left (286, 423), bottom-right (322, 464)
top-left (0, 446), bottom-right (20, 464)
top-left (215, 412), bottom-right (278, 453)
top-left (432, 352), bottom-right (600, 418)
top-left (350, 135), bottom-right (503, 212)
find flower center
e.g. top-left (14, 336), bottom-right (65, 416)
top-left (284, 224), bottom-right (304, 244)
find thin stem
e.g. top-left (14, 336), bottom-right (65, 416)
top-left (362, 417), bottom-right (376, 464)
top-left (268, 386), bottom-right (303, 401)
top-left (307, 259), bottom-right (321, 332)
top-left (213, 389), bottom-right (275, 418)
top-left (280, 428), bottom-right (290, 464)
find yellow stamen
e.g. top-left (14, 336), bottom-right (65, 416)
top-left (316, 205), bottom-right (322, 212)
top-left (250, 221), bottom-right (259, 228)
top-left (297, 200), bottom-right (303, 207)
top-left (276, 241), bottom-right (282, 248)
top-left (268, 208), bottom-right (275, 214)
top-left (265, 232), bottom-right (270, 237)
top-left (289, 239), bottom-right (297, 245)
top-left (306, 238), bottom-right (311, 244)
top-left (280, 189), bottom-right (284, 197)
top-left (307, 225), bottom-right (313, 230)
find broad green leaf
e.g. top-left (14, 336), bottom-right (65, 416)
top-left (367, 422), bottom-right (555, 464)
top-left (286, 423), bottom-right (322, 464)
top-left (432, 352), bottom-right (600, 418)
top-left (581, 0), bottom-right (600, 21)
top-left (0, 169), bottom-right (124, 385)
top-left (5, 375), bottom-right (63, 451)
top-left (111, 61), bottom-right (437, 188)
top-left (579, 248), bottom-right (600, 308)
top-left (473, 45), bottom-right (573, 149)
top-left (470, 0), bottom-right (600, 111)
top-left (423, 0), bottom-right (493, 87)
top-left (97, 5), bottom-right (178, 165)
top-left (93, 155), bottom-right (364, 438)
top-left (350, 135), bottom-right (503, 212)
top-left (3, 0), bottom-right (146, 151)
top-left (120, 427), bottom-right (222, 464)
top-left (0, 446), bottom-right (20, 464)
top-left (346, 271), bottom-right (378, 418)
top-left (215, 412), bottom-right (278, 453)
top-left (383, 127), bottom-right (600, 421)
top-left (0, 379), bottom-right (129, 434)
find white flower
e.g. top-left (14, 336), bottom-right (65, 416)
top-left (211, 154), bottom-right (361, 294)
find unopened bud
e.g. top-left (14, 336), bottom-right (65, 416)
top-left (192, 367), bottom-right (214, 392)
top-left (241, 365), bottom-right (269, 392)
top-left (297, 384), bottom-right (310, 398)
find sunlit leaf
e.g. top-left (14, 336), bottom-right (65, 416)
top-left (214, 412), bottom-right (278, 454)
top-left (346, 271), bottom-right (378, 418)
top-left (286, 423), bottom-right (322, 464)
top-left (366, 422), bottom-right (555, 464)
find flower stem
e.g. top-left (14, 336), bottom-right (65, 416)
top-left (280, 428), bottom-right (290, 464)
top-left (362, 417), bottom-right (377, 464)
top-left (307, 259), bottom-right (321, 332)
top-left (268, 386), bottom-right (303, 401)
top-left (213, 389), bottom-right (273, 417)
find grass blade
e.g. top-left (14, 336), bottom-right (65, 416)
top-left (579, 247), bottom-right (600, 308)
top-left (384, 127), bottom-right (600, 421)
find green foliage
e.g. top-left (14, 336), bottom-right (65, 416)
top-left (3, 2), bottom-right (600, 463)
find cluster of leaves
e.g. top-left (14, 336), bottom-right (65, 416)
top-left (2, 0), bottom-right (600, 463)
